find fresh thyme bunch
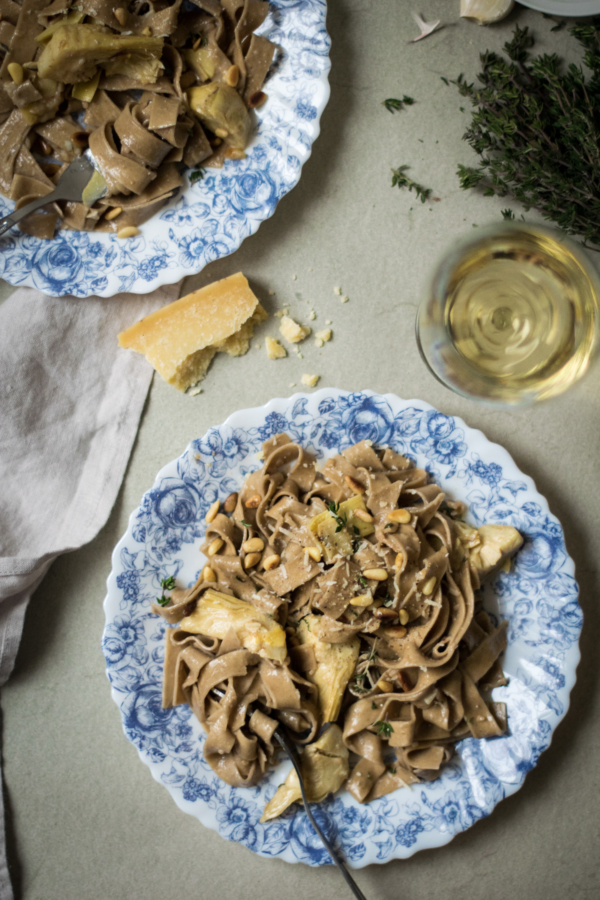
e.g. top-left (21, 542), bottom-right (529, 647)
top-left (453, 23), bottom-right (600, 247)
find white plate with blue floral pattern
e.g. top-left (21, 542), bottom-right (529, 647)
top-left (0, 0), bottom-right (330, 298)
top-left (102, 389), bottom-right (581, 867)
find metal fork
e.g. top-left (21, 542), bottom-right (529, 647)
top-left (211, 687), bottom-right (368, 900)
top-left (0, 152), bottom-right (106, 239)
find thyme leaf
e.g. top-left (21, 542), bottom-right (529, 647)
top-left (374, 721), bottom-right (393, 738)
top-left (156, 575), bottom-right (176, 606)
top-left (189, 167), bottom-right (206, 185)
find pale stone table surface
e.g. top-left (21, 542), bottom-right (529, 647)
top-left (3, 3), bottom-right (600, 899)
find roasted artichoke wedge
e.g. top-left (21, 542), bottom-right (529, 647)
top-left (468, 524), bottom-right (523, 577)
top-left (309, 495), bottom-right (375, 562)
top-left (37, 24), bottom-right (164, 84)
top-left (260, 725), bottom-right (349, 821)
top-left (296, 614), bottom-right (359, 722)
top-left (187, 83), bottom-right (251, 150)
top-left (178, 588), bottom-right (287, 661)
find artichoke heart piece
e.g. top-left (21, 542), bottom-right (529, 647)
top-left (468, 524), bottom-right (523, 578)
top-left (178, 588), bottom-right (287, 661)
top-left (260, 724), bottom-right (349, 822)
top-left (187, 83), bottom-right (251, 150)
top-left (37, 25), bottom-right (164, 85)
top-left (297, 614), bottom-right (359, 722)
top-left (309, 494), bottom-right (374, 562)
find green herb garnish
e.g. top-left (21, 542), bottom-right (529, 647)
top-left (374, 721), bottom-right (393, 739)
top-left (326, 500), bottom-right (348, 533)
top-left (382, 95), bottom-right (415, 113)
top-left (189, 167), bottom-right (206, 185)
top-left (391, 166), bottom-right (432, 203)
top-left (241, 520), bottom-right (252, 528)
top-left (358, 575), bottom-right (368, 588)
top-left (453, 24), bottom-right (600, 247)
top-left (156, 575), bottom-right (176, 606)
top-left (371, 701), bottom-right (378, 710)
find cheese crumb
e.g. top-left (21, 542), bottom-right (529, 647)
top-left (189, 387), bottom-right (204, 396)
top-left (292, 274), bottom-right (297, 281)
top-left (333, 286), bottom-right (342, 295)
top-left (280, 315), bottom-right (311, 343)
top-left (309, 310), bottom-right (316, 320)
top-left (265, 336), bottom-right (287, 359)
top-left (268, 290), bottom-right (275, 296)
top-left (315, 328), bottom-right (332, 343)
top-left (301, 374), bottom-right (320, 388)
top-left (325, 319), bottom-right (332, 325)
top-left (341, 294), bottom-right (349, 303)
top-left (289, 382), bottom-right (296, 387)
top-left (315, 339), bottom-right (324, 348)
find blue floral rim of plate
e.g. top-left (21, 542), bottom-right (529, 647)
top-left (0, 0), bottom-right (330, 298)
top-left (102, 389), bottom-right (581, 868)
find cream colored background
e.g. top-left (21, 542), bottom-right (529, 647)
top-left (2, 2), bottom-right (599, 898)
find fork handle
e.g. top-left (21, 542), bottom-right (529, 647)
top-left (274, 731), bottom-right (369, 900)
top-left (0, 189), bottom-right (61, 239)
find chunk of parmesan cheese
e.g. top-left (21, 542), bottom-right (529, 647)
top-left (315, 328), bottom-right (332, 343)
top-left (279, 315), bottom-right (311, 343)
top-left (265, 336), bottom-right (287, 359)
top-left (302, 373), bottom-right (320, 387)
top-left (117, 273), bottom-right (267, 391)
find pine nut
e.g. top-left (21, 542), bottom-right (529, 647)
top-left (114, 7), bottom-right (127, 25)
top-left (388, 509), bottom-right (411, 524)
top-left (307, 546), bottom-right (322, 562)
top-left (394, 551), bottom-right (405, 571)
top-left (397, 670), bottom-right (412, 692)
top-left (353, 509), bottom-right (373, 523)
top-left (363, 568), bottom-right (388, 581)
top-left (248, 90), bottom-right (267, 108)
top-left (244, 494), bottom-right (261, 508)
top-left (207, 538), bottom-right (224, 556)
top-left (225, 148), bottom-right (246, 160)
top-left (214, 127), bottom-right (229, 139)
top-left (224, 492), bottom-right (238, 512)
top-left (243, 537), bottom-right (264, 553)
top-left (105, 206), bottom-right (122, 221)
top-left (373, 608), bottom-right (398, 621)
top-left (8, 63), bottom-right (24, 85)
top-left (349, 594), bottom-right (372, 607)
top-left (383, 625), bottom-right (407, 639)
top-left (225, 64), bottom-right (239, 87)
top-left (141, 25), bottom-right (152, 35)
top-left (263, 554), bottom-right (280, 571)
top-left (205, 499), bottom-right (220, 523)
top-left (202, 565), bottom-right (217, 582)
top-left (37, 137), bottom-right (53, 157)
top-left (243, 551), bottom-right (262, 569)
top-left (376, 679), bottom-right (394, 693)
top-left (422, 576), bottom-right (436, 595)
top-left (344, 475), bottom-right (365, 494)
top-left (116, 226), bottom-right (140, 238)
top-left (399, 609), bottom-right (409, 625)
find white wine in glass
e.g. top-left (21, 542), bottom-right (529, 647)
top-left (416, 224), bottom-right (600, 405)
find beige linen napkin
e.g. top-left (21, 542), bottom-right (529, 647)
top-left (0, 281), bottom-right (181, 900)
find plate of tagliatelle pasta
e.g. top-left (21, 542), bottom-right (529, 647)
top-left (102, 389), bottom-right (581, 867)
top-left (0, 0), bottom-right (330, 297)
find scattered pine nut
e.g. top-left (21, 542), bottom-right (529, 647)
top-left (7, 63), bottom-right (24, 85)
top-left (242, 537), bottom-right (265, 553)
top-left (224, 492), bottom-right (238, 512)
top-left (207, 538), bottom-right (224, 556)
top-left (388, 509), bottom-right (411, 524)
top-left (116, 226), bottom-right (140, 239)
top-left (243, 551), bottom-right (262, 569)
top-left (205, 499), bottom-right (220, 523)
top-left (349, 594), bottom-right (373, 607)
top-left (363, 568), bottom-right (388, 581)
top-left (202, 565), bottom-right (217, 582)
top-left (263, 554), bottom-right (281, 571)
top-left (344, 475), bottom-right (365, 494)
top-left (244, 494), bottom-right (261, 508)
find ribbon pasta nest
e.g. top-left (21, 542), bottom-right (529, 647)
top-left (0, 0), bottom-right (276, 237)
top-left (154, 433), bottom-right (523, 819)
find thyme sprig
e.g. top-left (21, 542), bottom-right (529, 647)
top-left (374, 721), bottom-right (393, 739)
top-left (391, 166), bottom-right (432, 203)
top-left (452, 23), bottom-right (600, 247)
top-left (351, 641), bottom-right (380, 696)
